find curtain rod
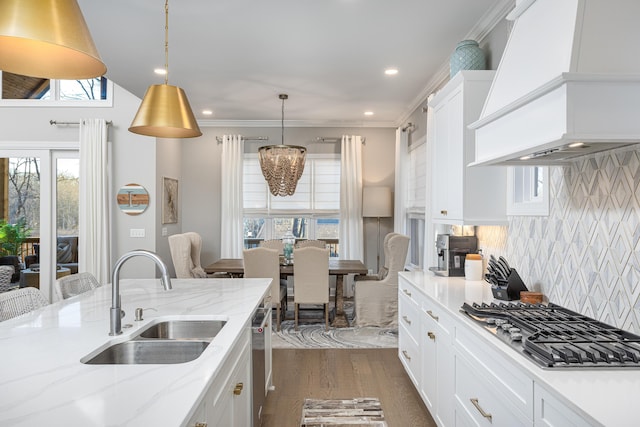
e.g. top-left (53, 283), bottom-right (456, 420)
top-left (215, 136), bottom-right (269, 143)
top-left (50, 120), bottom-right (113, 126)
top-left (401, 122), bottom-right (415, 132)
top-left (316, 136), bottom-right (366, 143)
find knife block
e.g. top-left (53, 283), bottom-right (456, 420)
top-left (491, 268), bottom-right (528, 301)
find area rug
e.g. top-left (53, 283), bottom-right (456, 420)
top-left (272, 321), bottom-right (397, 349)
top-left (300, 398), bottom-right (387, 426)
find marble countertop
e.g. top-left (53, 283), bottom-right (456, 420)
top-left (399, 271), bottom-right (640, 427)
top-left (0, 278), bottom-right (270, 427)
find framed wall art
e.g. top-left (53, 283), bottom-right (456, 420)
top-left (116, 183), bottom-right (149, 215)
top-left (162, 177), bottom-right (179, 224)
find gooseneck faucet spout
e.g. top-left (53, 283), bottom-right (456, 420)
top-left (110, 250), bottom-right (172, 336)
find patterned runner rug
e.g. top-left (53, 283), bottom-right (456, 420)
top-left (272, 321), bottom-right (397, 349)
top-left (300, 398), bottom-right (387, 426)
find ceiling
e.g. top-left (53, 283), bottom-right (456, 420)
top-left (77, 0), bottom-right (510, 127)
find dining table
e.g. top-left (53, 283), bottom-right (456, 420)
top-left (204, 258), bottom-right (368, 327)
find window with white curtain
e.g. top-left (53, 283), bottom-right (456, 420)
top-left (406, 138), bottom-right (426, 269)
top-left (243, 153), bottom-right (341, 253)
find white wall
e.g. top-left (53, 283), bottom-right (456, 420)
top-left (0, 83), bottom-right (158, 279)
top-left (176, 126), bottom-right (396, 272)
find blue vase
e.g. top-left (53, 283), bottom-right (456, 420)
top-left (450, 40), bottom-right (486, 78)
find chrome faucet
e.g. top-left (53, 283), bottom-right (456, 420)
top-left (110, 250), bottom-right (172, 336)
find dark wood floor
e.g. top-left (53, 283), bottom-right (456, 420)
top-left (261, 348), bottom-right (436, 427)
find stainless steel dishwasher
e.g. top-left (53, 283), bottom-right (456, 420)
top-left (252, 302), bottom-right (271, 427)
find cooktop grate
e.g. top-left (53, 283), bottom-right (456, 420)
top-left (461, 302), bottom-right (640, 369)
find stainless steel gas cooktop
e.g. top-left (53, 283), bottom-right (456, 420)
top-left (460, 302), bottom-right (640, 369)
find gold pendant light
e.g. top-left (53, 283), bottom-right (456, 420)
top-left (129, 0), bottom-right (201, 138)
top-left (258, 94), bottom-right (306, 197)
top-left (0, 0), bottom-right (106, 79)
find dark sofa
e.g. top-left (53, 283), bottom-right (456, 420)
top-left (24, 236), bottom-right (79, 274)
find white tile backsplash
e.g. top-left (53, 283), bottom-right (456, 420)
top-left (496, 146), bottom-right (640, 334)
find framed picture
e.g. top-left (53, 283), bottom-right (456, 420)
top-left (162, 177), bottom-right (178, 224)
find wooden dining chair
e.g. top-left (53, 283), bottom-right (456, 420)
top-left (293, 246), bottom-right (330, 331)
top-left (244, 247), bottom-right (287, 331)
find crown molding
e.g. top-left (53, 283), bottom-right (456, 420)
top-left (198, 119), bottom-right (396, 129)
top-left (395, 0), bottom-right (515, 126)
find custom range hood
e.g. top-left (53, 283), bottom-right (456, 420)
top-left (470, 0), bottom-right (640, 166)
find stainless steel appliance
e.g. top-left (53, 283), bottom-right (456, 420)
top-left (430, 234), bottom-right (478, 277)
top-left (461, 302), bottom-right (640, 369)
top-left (252, 302), bottom-right (271, 426)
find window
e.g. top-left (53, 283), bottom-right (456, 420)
top-left (507, 166), bottom-right (549, 216)
top-left (1, 71), bottom-right (111, 105)
top-left (406, 138), bottom-right (426, 269)
top-left (243, 153), bottom-right (340, 255)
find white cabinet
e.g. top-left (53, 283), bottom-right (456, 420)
top-left (534, 384), bottom-right (594, 427)
top-left (398, 285), bottom-right (422, 389)
top-left (429, 70), bottom-right (506, 225)
top-left (398, 276), bottom-right (455, 426)
top-left (184, 327), bottom-right (252, 427)
top-left (421, 297), bottom-right (454, 427)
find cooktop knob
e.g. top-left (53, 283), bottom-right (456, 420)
top-left (501, 323), bottom-right (513, 331)
top-left (509, 327), bottom-right (521, 334)
top-left (510, 332), bottom-right (523, 341)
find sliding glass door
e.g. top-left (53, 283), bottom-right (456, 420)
top-left (0, 146), bottom-right (79, 300)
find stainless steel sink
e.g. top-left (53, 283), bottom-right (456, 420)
top-left (83, 340), bottom-right (210, 365)
top-left (137, 320), bottom-right (226, 340)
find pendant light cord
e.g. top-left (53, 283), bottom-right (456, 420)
top-left (164, 0), bottom-right (169, 85)
top-left (281, 96), bottom-right (285, 145)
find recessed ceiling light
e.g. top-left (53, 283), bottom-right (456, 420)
top-left (154, 68), bottom-right (167, 75)
top-left (364, 111), bottom-right (374, 116)
top-left (519, 155), bottom-right (532, 160)
top-left (202, 110), bottom-right (213, 115)
top-left (384, 68), bottom-right (398, 76)
top-left (568, 142), bottom-right (584, 148)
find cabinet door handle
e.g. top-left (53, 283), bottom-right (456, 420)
top-left (402, 289), bottom-right (412, 297)
top-left (401, 350), bottom-right (411, 361)
top-left (470, 398), bottom-right (492, 422)
top-left (233, 382), bottom-right (244, 395)
top-left (402, 315), bottom-right (412, 325)
top-left (440, 210), bottom-right (448, 215)
top-left (425, 310), bottom-right (439, 321)
top-left (195, 423), bottom-right (208, 427)
top-left (427, 331), bottom-right (435, 341)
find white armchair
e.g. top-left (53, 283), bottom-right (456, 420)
top-left (354, 233), bottom-right (409, 327)
top-left (168, 232), bottom-right (208, 279)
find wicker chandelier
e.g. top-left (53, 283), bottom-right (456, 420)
top-left (258, 94), bottom-right (306, 197)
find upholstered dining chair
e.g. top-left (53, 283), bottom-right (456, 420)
top-left (0, 287), bottom-right (49, 321)
top-left (54, 272), bottom-right (101, 300)
top-left (355, 232), bottom-right (396, 282)
top-left (295, 240), bottom-right (326, 249)
top-left (293, 246), bottom-right (330, 331)
top-left (243, 247), bottom-right (287, 331)
top-left (354, 233), bottom-right (410, 327)
top-left (260, 239), bottom-right (285, 254)
top-left (0, 265), bottom-right (15, 293)
top-left (168, 232), bottom-right (208, 279)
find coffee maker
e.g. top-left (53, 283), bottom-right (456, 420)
top-left (430, 234), bottom-right (478, 277)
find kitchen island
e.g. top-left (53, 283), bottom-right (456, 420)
top-left (0, 278), bottom-right (270, 426)
top-left (399, 271), bottom-right (640, 427)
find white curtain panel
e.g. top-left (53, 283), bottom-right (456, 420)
top-left (394, 128), bottom-right (408, 234)
top-left (79, 118), bottom-right (111, 284)
top-left (220, 135), bottom-right (244, 258)
top-left (340, 135), bottom-right (363, 296)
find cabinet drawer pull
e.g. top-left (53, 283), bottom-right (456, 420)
top-left (195, 423), bottom-right (208, 427)
top-left (425, 310), bottom-right (439, 321)
top-left (402, 289), bottom-right (412, 297)
top-left (233, 382), bottom-right (244, 395)
top-left (440, 210), bottom-right (448, 215)
top-left (470, 398), bottom-right (492, 422)
top-left (401, 350), bottom-right (411, 361)
top-left (402, 315), bottom-right (412, 325)
top-left (427, 331), bottom-right (435, 340)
